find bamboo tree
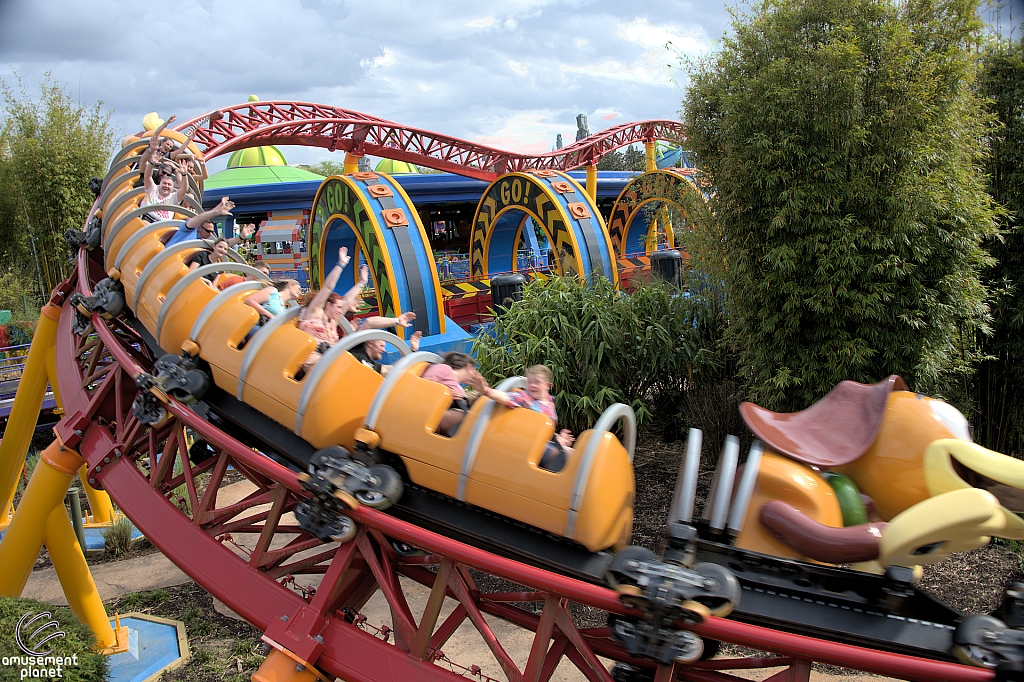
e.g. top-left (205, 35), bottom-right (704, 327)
top-left (685, 0), bottom-right (1000, 410)
top-left (0, 72), bottom-right (116, 295)
top-left (975, 36), bottom-right (1024, 456)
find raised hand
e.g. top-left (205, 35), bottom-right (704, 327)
top-left (239, 223), bottom-right (256, 238)
top-left (409, 330), bottom-right (423, 352)
top-left (338, 246), bottom-right (351, 269)
top-left (469, 370), bottom-right (488, 394)
top-left (396, 311), bottom-right (416, 327)
top-left (216, 197), bottom-right (235, 215)
top-left (556, 429), bottom-right (575, 449)
top-left (359, 264), bottom-right (369, 284)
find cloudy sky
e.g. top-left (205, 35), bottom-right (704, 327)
top-left (1, 0), bottom-right (1020, 171)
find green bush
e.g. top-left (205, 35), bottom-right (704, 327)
top-left (473, 274), bottom-right (726, 435)
top-left (685, 0), bottom-right (1000, 411)
top-left (0, 597), bottom-right (108, 682)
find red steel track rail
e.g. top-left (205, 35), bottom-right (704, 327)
top-left (174, 101), bottom-right (685, 181)
top-left (49, 243), bottom-right (995, 682)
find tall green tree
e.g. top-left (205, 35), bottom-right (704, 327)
top-left (0, 73), bottom-right (116, 296)
top-left (975, 37), bottom-right (1024, 455)
top-left (685, 0), bottom-right (1000, 410)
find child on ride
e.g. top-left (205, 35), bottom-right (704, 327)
top-left (472, 364), bottom-right (575, 471)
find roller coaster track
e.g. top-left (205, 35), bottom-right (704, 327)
top-left (175, 101), bottom-right (685, 181)
top-left (50, 257), bottom-right (996, 680)
top-left (42, 104), bottom-right (991, 681)
top-left (55, 254), bottom-right (997, 682)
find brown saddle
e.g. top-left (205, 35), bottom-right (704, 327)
top-left (740, 375), bottom-right (909, 467)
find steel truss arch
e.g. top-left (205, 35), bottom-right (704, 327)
top-left (173, 101), bottom-right (686, 181)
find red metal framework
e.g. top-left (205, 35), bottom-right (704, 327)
top-left (48, 244), bottom-right (998, 682)
top-left (174, 101), bottom-right (685, 181)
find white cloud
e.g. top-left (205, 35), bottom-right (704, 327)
top-left (0, 0), bottom-right (733, 171)
top-left (361, 48), bottom-right (396, 68)
top-left (474, 111), bottom-right (567, 154)
top-left (560, 59), bottom-right (673, 86)
top-left (559, 18), bottom-right (708, 87)
top-left (617, 17), bottom-right (709, 55)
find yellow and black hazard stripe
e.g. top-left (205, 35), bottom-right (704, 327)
top-left (441, 280), bottom-right (491, 298)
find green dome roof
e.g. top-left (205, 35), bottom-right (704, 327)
top-left (227, 145), bottom-right (288, 168)
top-left (375, 158), bottom-right (419, 174)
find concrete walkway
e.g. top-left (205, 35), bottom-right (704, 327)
top-left (22, 481), bottom-right (897, 681)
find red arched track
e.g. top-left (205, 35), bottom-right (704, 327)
top-left (174, 101), bottom-right (685, 181)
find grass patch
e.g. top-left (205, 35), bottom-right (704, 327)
top-left (113, 589), bottom-right (171, 613)
top-left (0, 596), bottom-right (108, 682)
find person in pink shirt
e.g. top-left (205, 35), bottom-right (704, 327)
top-left (421, 352), bottom-right (477, 435)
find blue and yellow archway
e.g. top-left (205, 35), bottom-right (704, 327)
top-left (469, 171), bottom-right (617, 285)
top-left (308, 172), bottom-right (445, 338)
top-left (607, 168), bottom-right (709, 257)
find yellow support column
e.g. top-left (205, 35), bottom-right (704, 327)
top-left (45, 504), bottom-right (118, 649)
top-left (586, 164), bottom-right (597, 202)
top-left (645, 141), bottom-right (657, 172)
top-left (0, 303), bottom-right (61, 521)
top-left (0, 438), bottom-right (82, 597)
top-left (344, 153), bottom-right (361, 175)
top-left (78, 466), bottom-right (114, 525)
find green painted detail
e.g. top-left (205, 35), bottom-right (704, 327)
top-left (308, 178), bottom-right (395, 318)
top-left (204, 165), bottom-right (324, 189)
top-left (374, 159), bottom-right (419, 174)
top-left (823, 472), bottom-right (868, 527)
top-left (227, 145), bottom-right (288, 168)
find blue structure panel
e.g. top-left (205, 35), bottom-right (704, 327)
top-left (107, 616), bottom-right (185, 682)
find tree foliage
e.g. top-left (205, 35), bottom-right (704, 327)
top-left (974, 36), bottom-right (1024, 455)
top-left (597, 145), bottom-right (646, 172)
top-left (685, 0), bottom-right (1000, 410)
top-left (0, 73), bottom-right (115, 297)
top-left (297, 160), bottom-right (347, 177)
top-left (472, 274), bottom-right (727, 435)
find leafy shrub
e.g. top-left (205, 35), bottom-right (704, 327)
top-left (0, 596), bottom-right (108, 681)
top-left (473, 274), bottom-right (726, 435)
